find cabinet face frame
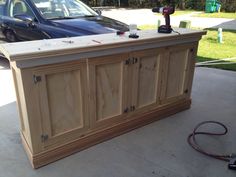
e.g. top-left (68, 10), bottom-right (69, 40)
top-left (160, 43), bottom-right (197, 104)
top-left (33, 60), bottom-right (89, 149)
top-left (11, 65), bottom-right (43, 153)
top-left (88, 53), bottom-right (130, 129)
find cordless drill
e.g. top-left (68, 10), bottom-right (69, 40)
top-left (152, 6), bottom-right (175, 33)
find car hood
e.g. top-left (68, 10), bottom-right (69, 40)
top-left (48, 16), bottom-right (129, 36)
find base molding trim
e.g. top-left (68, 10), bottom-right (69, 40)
top-left (21, 99), bottom-right (191, 168)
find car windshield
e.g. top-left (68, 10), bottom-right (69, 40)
top-left (31, 0), bottom-right (98, 19)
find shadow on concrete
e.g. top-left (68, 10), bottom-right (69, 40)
top-left (197, 56), bottom-right (236, 71)
top-left (0, 101), bottom-right (21, 149)
top-left (0, 56), bottom-right (10, 70)
top-left (0, 102), bottom-right (32, 171)
top-left (211, 19), bottom-right (236, 30)
top-left (0, 101), bottom-right (19, 130)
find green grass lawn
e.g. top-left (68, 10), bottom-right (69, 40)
top-left (139, 25), bottom-right (236, 71)
top-left (139, 24), bottom-right (156, 30)
top-left (197, 29), bottom-right (236, 71)
top-left (173, 10), bottom-right (196, 16)
top-left (194, 12), bottom-right (236, 19)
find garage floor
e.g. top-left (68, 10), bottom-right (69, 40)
top-left (0, 61), bottom-right (236, 177)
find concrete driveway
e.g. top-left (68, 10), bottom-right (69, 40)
top-left (0, 8), bottom-right (236, 177)
top-left (0, 58), bottom-right (236, 177)
top-left (102, 8), bottom-right (236, 30)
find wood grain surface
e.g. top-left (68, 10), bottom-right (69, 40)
top-left (4, 29), bottom-right (205, 168)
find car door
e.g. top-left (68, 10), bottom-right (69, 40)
top-left (7, 0), bottom-right (47, 40)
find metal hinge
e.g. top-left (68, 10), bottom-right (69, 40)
top-left (41, 134), bottom-right (48, 142)
top-left (130, 105), bottom-right (136, 112)
top-left (33, 75), bottom-right (41, 84)
top-left (124, 106), bottom-right (136, 113)
top-left (125, 58), bottom-right (131, 65)
top-left (132, 57), bottom-right (138, 64)
top-left (124, 107), bottom-right (129, 113)
top-left (125, 58), bottom-right (138, 65)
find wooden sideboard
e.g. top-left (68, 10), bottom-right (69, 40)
top-left (0, 29), bottom-right (206, 168)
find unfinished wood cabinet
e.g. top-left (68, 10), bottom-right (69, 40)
top-left (33, 61), bottom-right (89, 149)
top-left (1, 29), bottom-right (206, 168)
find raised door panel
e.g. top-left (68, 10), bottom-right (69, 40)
top-left (161, 44), bottom-right (195, 104)
top-left (46, 70), bottom-right (83, 135)
top-left (131, 48), bottom-right (163, 113)
top-left (34, 61), bottom-right (89, 148)
top-left (88, 54), bottom-right (129, 129)
top-left (166, 50), bottom-right (187, 98)
top-left (96, 63), bottom-right (122, 120)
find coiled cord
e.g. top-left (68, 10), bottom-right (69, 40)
top-left (187, 121), bottom-right (232, 162)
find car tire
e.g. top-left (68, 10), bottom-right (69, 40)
top-left (4, 30), bottom-right (18, 42)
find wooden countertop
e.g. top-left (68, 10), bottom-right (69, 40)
top-left (0, 28), bottom-right (206, 68)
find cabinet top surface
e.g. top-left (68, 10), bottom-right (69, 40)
top-left (0, 28), bottom-right (206, 63)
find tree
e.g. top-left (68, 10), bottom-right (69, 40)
top-left (179, 0), bottom-right (185, 9)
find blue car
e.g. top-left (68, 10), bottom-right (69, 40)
top-left (0, 0), bottom-right (129, 42)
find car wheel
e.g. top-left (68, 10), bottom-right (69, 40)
top-left (4, 30), bottom-right (18, 42)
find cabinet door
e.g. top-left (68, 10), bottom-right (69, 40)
top-left (130, 48), bottom-right (163, 113)
top-left (34, 61), bottom-right (89, 148)
top-left (88, 53), bottom-right (130, 129)
top-left (160, 44), bottom-right (196, 104)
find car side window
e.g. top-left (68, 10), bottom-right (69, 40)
top-left (9, 0), bottom-right (36, 20)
